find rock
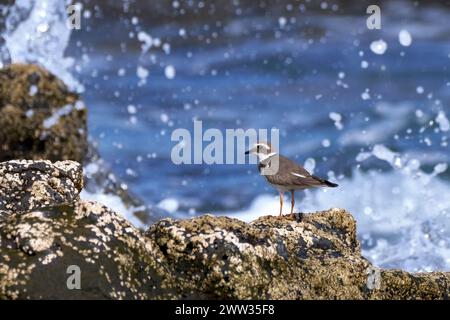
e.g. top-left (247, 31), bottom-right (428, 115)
top-left (0, 64), bottom-right (87, 163)
top-left (0, 160), bottom-right (83, 217)
top-left (0, 159), bottom-right (174, 299)
top-left (148, 211), bottom-right (450, 299)
top-left (0, 201), bottom-right (174, 299)
top-left (0, 159), bottom-right (449, 299)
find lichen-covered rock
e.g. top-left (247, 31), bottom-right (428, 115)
top-left (0, 160), bottom-right (83, 217)
top-left (148, 212), bottom-right (450, 299)
top-left (0, 64), bottom-right (87, 163)
top-left (0, 201), bottom-right (175, 299)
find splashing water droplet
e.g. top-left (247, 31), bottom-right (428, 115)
top-left (399, 30), bottom-right (412, 47)
top-left (165, 65), bottom-right (176, 79)
top-left (370, 40), bottom-right (387, 55)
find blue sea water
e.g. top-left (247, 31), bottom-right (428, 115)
top-left (2, 0), bottom-right (450, 272)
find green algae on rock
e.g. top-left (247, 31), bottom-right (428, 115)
top-left (0, 64), bottom-right (87, 163)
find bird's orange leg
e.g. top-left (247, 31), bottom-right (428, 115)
top-left (279, 192), bottom-right (284, 217)
top-left (290, 190), bottom-right (295, 215)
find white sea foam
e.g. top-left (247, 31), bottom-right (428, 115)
top-left (1, 0), bottom-right (83, 92)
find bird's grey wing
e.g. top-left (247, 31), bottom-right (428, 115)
top-left (265, 155), bottom-right (331, 187)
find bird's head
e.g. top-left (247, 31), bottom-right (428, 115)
top-left (245, 141), bottom-right (276, 160)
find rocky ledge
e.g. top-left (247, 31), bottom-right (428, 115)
top-left (0, 160), bottom-right (448, 299)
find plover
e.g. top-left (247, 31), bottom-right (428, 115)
top-left (245, 142), bottom-right (338, 216)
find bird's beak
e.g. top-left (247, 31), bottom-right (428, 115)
top-left (245, 150), bottom-right (250, 155)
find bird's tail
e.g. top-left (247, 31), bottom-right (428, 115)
top-left (312, 175), bottom-right (339, 188)
top-left (324, 180), bottom-right (339, 188)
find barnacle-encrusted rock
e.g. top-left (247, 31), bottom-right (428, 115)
top-left (0, 64), bottom-right (87, 163)
top-left (0, 205), bottom-right (449, 299)
top-left (148, 212), bottom-right (450, 299)
top-left (0, 201), bottom-right (174, 299)
top-left (0, 160), bottom-right (83, 217)
top-left (0, 160), bottom-right (449, 299)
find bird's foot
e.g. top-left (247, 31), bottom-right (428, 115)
top-left (286, 212), bottom-right (303, 221)
top-left (286, 213), bottom-right (297, 221)
top-left (275, 213), bottom-right (295, 220)
top-left (275, 213), bottom-right (303, 221)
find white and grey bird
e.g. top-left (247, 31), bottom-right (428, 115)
top-left (245, 142), bottom-right (338, 216)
